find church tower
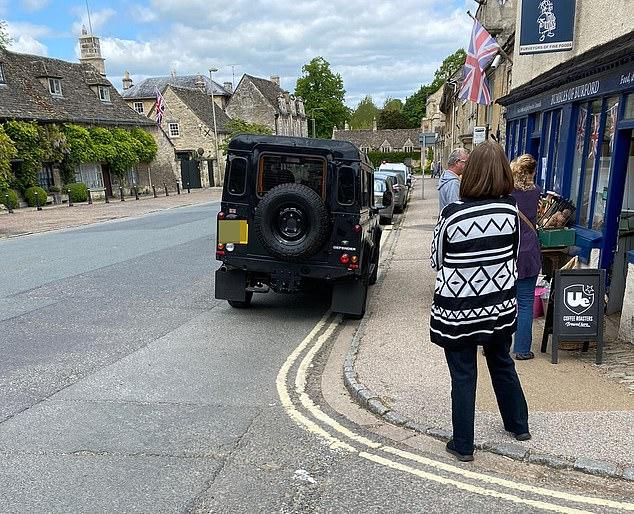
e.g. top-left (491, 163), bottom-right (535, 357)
top-left (79, 25), bottom-right (106, 76)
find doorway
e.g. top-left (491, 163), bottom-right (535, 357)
top-left (101, 164), bottom-right (113, 198)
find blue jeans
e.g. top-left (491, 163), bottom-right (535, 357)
top-left (514, 275), bottom-right (538, 355)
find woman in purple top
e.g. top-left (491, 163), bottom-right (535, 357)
top-left (510, 154), bottom-right (542, 360)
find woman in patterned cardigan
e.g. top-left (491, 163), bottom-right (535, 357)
top-left (430, 141), bottom-right (530, 462)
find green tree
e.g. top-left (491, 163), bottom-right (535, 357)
top-left (349, 96), bottom-right (379, 130)
top-left (431, 48), bottom-right (466, 90)
top-left (0, 21), bottom-right (11, 50)
top-left (377, 109), bottom-right (411, 129)
top-left (383, 98), bottom-right (404, 112)
top-left (219, 119), bottom-right (272, 152)
top-left (295, 57), bottom-right (350, 138)
top-left (130, 127), bottom-right (158, 163)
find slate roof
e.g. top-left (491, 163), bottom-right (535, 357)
top-left (242, 74), bottom-right (285, 109)
top-left (122, 75), bottom-right (231, 100)
top-left (169, 85), bottom-right (232, 133)
top-left (0, 49), bottom-right (150, 126)
top-left (332, 128), bottom-right (423, 150)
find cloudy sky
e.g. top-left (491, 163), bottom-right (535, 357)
top-left (3, 0), bottom-right (475, 107)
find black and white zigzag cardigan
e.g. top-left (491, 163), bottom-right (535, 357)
top-left (430, 196), bottom-right (520, 349)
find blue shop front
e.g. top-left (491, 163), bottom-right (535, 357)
top-left (499, 33), bottom-right (634, 314)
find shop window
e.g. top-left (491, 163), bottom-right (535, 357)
top-left (533, 112), bottom-right (542, 135)
top-left (578, 100), bottom-right (602, 227)
top-left (591, 97), bottom-right (620, 231)
top-left (570, 104), bottom-right (590, 217)
top-left (550, 110), bottom-right (562, 193)
top-left (538, 112), bottom-right (552, 190)
top-left (624, 94), bottom-right (634, 120)
top-left (518, 118), bottom-right (527, 157)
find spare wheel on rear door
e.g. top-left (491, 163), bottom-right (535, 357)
top-left (254, 183), bottom-right (330, 261)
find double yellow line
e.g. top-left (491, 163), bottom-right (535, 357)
top-left (276, 312), bottom-right (634, 513)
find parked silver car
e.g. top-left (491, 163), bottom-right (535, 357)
top-left (375, 171), bottom-right (407, 213)
top-left (374, 176), bottom-right (395, 225)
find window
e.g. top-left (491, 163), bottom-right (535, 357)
top-left (337, 166), bottom-right (355, 205)
top-left (549, 110), bottom-right (562, 193)
top-left (0, 63), bottom-right (5, 84)
top-left (403, 145), bottom-right (413, 152)
top-left (578, 99), bottom-right (602, 226)
top-left (38, 165), bottom-right (53, 189)
top-left (75, 162), bottom-right (104, 189)
top-left (98, 86), bottom-right (110, 102)
top-left (258, 153), bottom-right (326, 198)
top-left (227, 157), bottom-right (247, 196)
top-left (570, 104), bottom-right (589, 216)
top-left (48, 78), bottom-right (62, 96)
top-left (624, 94), bottom-right (634, 120)
top-left (134, 102), bottom-right (144, 114)
top-left (168, 123), bottom-right (180, 137)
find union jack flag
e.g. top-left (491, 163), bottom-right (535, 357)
top-left (588, 113), bottom-right (600, 159)
top-left (155, 87), bottom-right (166, 126)
top-left (459, 19), bottom-right (500, 105)
top-left (607, 102), bottom-right (619, 151)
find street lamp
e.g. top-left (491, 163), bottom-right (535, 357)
top-left (209, 67), bottom-right (220, 186)
top-left (308, 107), bottom-right (324, 138)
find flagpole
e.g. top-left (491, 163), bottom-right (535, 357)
top-left (466, 10), bottom-right (513, 65)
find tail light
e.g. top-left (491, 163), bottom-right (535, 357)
top-left (339, 253), bottom-right (350, 265)
top-left (353, 224), bottom-right (362, 233)
top-left (217, 211), bottom-right (225, 220)
top-left (351, 255), bottom-right (358, 264)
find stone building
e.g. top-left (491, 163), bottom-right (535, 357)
top-left (122, 74), bottom-right (232, 118)
top-left (420, 87), bottom-right (446, 165)
top-left (0, 40), bottom-right (176, 197)
top-left (225, 74), bottom-right (308, 137)
top-left (147, 85), bottom-right (232, 187)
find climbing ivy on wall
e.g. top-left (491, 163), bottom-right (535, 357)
top-left (3, 121), bottom-right (45, 192)
top-left (0, 126), bottom-right (17, 191)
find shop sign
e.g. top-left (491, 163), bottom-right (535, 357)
top-left (519, 0), bottom-right (575, 55)
top-left (542, 269), bottom-right (605, 364)
top-left (551, 80), bottom-right (601, 106)
top-left (473, 126), bottom-right (486, 145)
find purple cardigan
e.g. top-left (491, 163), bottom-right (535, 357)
top-left (511, 187), bottom-right (542, 280)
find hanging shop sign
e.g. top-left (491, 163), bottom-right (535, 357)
top-left (519, 0), bottom-right (576, 55)
top-left (541, 269), bottom-right (605, 364)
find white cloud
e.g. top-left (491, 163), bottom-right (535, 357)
top-left (21, 0), bottom-right (50, 11)
top-left (5, 21), bottom-right (50, 56)
top-left (71, 7), bottom-right (116, 35)
top-left (100, 0), bottom-right (473, 106)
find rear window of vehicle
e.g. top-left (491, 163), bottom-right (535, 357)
top-left (374, 179), bottom-right (386, 192)
top-left (337, 166), bottom-right (355, 205)
top-left (227, 157), bottom-right (247, 195)
top-left (258, 154), bottom-right (326, 198)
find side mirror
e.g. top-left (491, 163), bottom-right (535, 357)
top-left (382, 190), bottom-right (393, 207)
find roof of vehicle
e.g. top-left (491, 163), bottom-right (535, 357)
top-left (375, 170), bottom-right (403, 180)
top-left (228, 134), bottom-right (371, 163)
top-left (379, 163), bottom-right (408, 172)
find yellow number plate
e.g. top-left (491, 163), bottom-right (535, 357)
top-left (218, 220), bottom-right (248, 244)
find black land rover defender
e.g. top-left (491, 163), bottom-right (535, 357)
top-left (214, 134), bottom-right (392, 318)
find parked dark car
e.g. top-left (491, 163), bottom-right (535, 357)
top-left (374, 175), bottom-right (395, 225)
top-left (375, 170), bottom-right (407, 212)
top-left (214, 135), bottom-right (391, 318)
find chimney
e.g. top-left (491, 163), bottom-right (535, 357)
top-left (372, 117), bottom-right (377, 131)
top-left (223, 81), bottom-right (233, 93)
top-left (122, 70), bottom-right (133, 90)
top-left (78, 25), bottom-right (106, 77)
top-left (270, 75), bottom-right (280, 87)
top-left (195, 74), bottom-right (205, 92)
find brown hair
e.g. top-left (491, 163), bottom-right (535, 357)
top-left (510, 153), bottom-right (537, 191)
top-left (459, 141), bottom-right (514, 200)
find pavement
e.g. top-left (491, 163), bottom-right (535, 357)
top-left (347, 178), bottom-right (634, 480)
top-left (0, 187), bottom-right (221, 238)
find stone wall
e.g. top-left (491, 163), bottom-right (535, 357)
top-left (161, 87), bottom-right (227, 186)
top-left (512, 0), bottom-right (632, 88)
top-left (138, 125), bottom-right (179, 189)
top-left (225, 80), bottom-right (277, 132)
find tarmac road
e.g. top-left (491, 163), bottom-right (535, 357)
top-left (0, 200), bottom-right (631, 513)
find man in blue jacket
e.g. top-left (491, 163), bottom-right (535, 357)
top-left (438, 148), bottom-right (469, 213)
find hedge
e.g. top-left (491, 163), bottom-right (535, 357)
top-left (366, 151), bottom-right (420, 168)
top-left (64, 182), bottom-right (88, 203)
top-left (24, 186), bottom-right (48, 207)
top-left (0, 188), bottom-right (19, 209)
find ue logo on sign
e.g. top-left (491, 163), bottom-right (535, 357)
top-left (564, 284), bottom-right (595, 315)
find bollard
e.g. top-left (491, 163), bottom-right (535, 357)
top-left (119, 186), bottom-right (125, 202)
top-left (35, 191), bottom-right (42, 211)
top-left (164, 182), bottom-right (169, 196)
top-left (4, 193), bottom-right (13, 213)
top-left (104, 190), bottom-right (109, 204)
top-left (67, 189), bottom-right (73, 207)
top-left (152, 185), bottom-right (157, 198)
top-left (87, 188), bottom-right (93, 205)
top-left (134, 186), bottom-right (139, 200)
top-left (187, 182), bottom-right (191, 194)
top-left (176, 182), bottom-right (181, 195)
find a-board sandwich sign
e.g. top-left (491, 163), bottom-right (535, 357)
top-left (547, 269), bottom-right (605, 364)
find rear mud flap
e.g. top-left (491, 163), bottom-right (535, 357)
top-left (215, 268), bottom-right (248, 302)
top-left (331, 278), bottom-right (367, 316)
